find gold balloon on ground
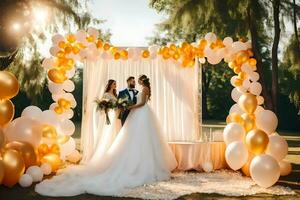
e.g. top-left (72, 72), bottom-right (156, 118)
top-left (5, 141), bottom-right (37, 168)
top-left (246, 129), bottom-right (269, 155)
top-left (2, 149), bottom-right (25, 187)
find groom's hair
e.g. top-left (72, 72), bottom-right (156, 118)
top-left (127, 76), bottom-right (135, 82)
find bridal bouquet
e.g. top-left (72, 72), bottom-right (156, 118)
top-left (95, 98), bottom-right (116, 124)
top-left (116, 96), bottom-right (130, 110)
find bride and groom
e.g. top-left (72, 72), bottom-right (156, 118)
top-left (35, 75), bottom-right (177, 196)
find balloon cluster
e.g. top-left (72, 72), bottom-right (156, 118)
top-left (210, 31), bottom-right (292, 188)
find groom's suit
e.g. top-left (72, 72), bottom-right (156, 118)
top-left (118, 88), bottom-right (139, 126)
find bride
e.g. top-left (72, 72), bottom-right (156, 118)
top-left (35, 75), bottom-right (177, 196)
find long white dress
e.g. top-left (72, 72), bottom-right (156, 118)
top-left (89, 92), bottom-right (121, 163)
top-left (35, 92), bottom-right (177, 196)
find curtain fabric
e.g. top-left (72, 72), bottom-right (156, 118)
top-left (81, 57), bottom-right (200, 162)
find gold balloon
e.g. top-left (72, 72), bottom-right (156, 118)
top-left (96, 40), bottom-right (103, 48)
top-left (57, 135), bottom-right (70, 144)
top-left (248, 58), bottom-right (257, 66)
top-left (50, 144), bottom-right (60, 155)
top-left (2, 149), bottom-right (25, 187)
top-left (241, 113), bottom-right (256, 132)
top-left (120, 50), bottom-right (128, 58)
top-left (0, 99), bottom-right (15, 127)
top-left (58, 98), bottom-right (71, 110)
top-left (114, 52), bottom-right (121, 60)
top-left (48, 69), bottom-right (67, 84)
top-left (41, 153), bottom-right (62, 172)
top-left (241, 153), bottom-right (254, 176)
top-left (0, 128), bottom-right (5, 149)
top-left (42, 125), bottom-right (58, 139)
top-left (142, 50), bottom-right (150, 58)
top-left (54, 106), bottom-right (64, 114)
top-left (103, 43), bottom-right (110, 51)
top-left (238, 93), bottom-right (258, 114)
top-left (226, 113), bottom-right (244, 125)
top-left (66, 34), bottom-right (76, 43)
top-left (246, 129), bottom-right (269, 155)
top-left (38, 144), bottom-right (49, 156)
top-left (0, 71), bottom-right (19, 100)
top-left (5, 141), bottom-right (37, 168)
top-left (0, 160), bottom-right (4, 184)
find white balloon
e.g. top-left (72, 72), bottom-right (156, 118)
top-left (242, 78), bottom-right (251, 90)
top-left (49, 46), bottom-right (60, 56)
top-left (40, 110), bottom-right (59, 126)
top-left (75, 30), bottom-right (87, 43)
top-left (42, 58), bottom-right (55, 70)
top-left (232, 41), bottom-right (247, 53)
top-left (205, 32), bottom-right (217, 43)
top-left (51, 34), bottom-right (64, 45)
top-left (225, 141), bottom-right (248, 170)
top-left (148, 45), bottom-right (159, 53)
top-left (60, 137), bottom-right (76, 159)
top-left (87, 27), bottom-right (99, 38)
top-left (266, 135), bottom-right (288, 161)
top-left (41, 163), bottom-right (52, 175)
top-left (249, 72), bottom-right (259, 82)
top-left (21, 106), bottom-right (42, 120)
top-left (254, 106), bottom-right (265, 115)
top-left (127, 48), bottom-right (136, 58)
top-left (231, 88), bottom-right (242, 102)
top-left (241, 63), bottom-right (253, 74)
top-left (19, 174), bottom-right (33, 187)
top-left (250, 154), bottom-right (280, 188)
top-left (230, 76), bottom-right (238, 87)
top-left (223, 37), bottom-right (233, 46)
top-left (257, 96), bottom-right (264, 105)
top-left (202, 161), bottom-right (213, 172)
top-left (48, 81), bottom-right (64, 94)
top-left (249, 82), bottom-right (262, 96)
top-left (229, 103), bottom-right (244, 115)
top-left (66, 68), bottom-right (76, 78)
top-left (278, 160), bottom-right (292, 176)
top-left (66, 150), bottom-right (82, 163)
top-left (237, 86), bottom-right (247, 93)
top-left (256, 110), bottom-right (278, 134)
top-left (199, 58), bottom-right (206, 64)
top-left (26, 166), bottom-right (43, 182)
top-left (63, 80), bottom-right (75, 92)
top-left (59, 119), bottom-right (75, 135)
top-left (223, 123), bottom-right (246, 145)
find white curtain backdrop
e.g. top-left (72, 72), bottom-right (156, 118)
top-left (81, 56), bottom-right (200, 162)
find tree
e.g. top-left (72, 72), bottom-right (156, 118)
top-left (0, 0), bottom-right (111, 103)
top-left (149, 0), bottom-right (300, 114)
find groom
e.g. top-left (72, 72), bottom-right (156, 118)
top-left (118, 76), bottom-right (139, 125)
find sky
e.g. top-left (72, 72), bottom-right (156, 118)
top-left (90, 0), bottom-right (165, 47)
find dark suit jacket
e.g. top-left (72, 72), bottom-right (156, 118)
top-left (118, 89), bottom-right (138, 125)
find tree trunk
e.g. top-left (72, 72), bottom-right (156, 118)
top-left (247, 1), bottom-right (274, 110)
top-left (293, 0), bottom-right (299, 41)
top-left (202, 65), bottom-right (209, 119)
top-left (271, 0), bottom-right (281, 113)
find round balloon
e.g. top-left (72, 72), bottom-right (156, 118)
top-left (26, 166), bottom-right (43, 182)
top-left (0, 71), bottom-right (20, 100)
top-left (2, 149), bottom-right (25, 187)
top-left (5, 141), bottom-right (37, 168)
top-left (278, 160), bottom-right (292, 176)
top-left (256, 110), bottom-right (278, 134)
top-left (0, 160), bottom-right (4, 184)
top-left (19, 174), bottom-right (33, 187)
top-left (225, 141), bottom-right (248, 170)
top-left (265, 135), bottom-right (288, 161)
top-left (0, 99), bottom-right (15, 127)
top-left (238, 93), bottom-right (257, 114)
top-left (223, 123), bottom-right (246, 145)
top-left (246, 129), bottom-right (269, 155)
top-left (250, 154), bottom-right (280, 188)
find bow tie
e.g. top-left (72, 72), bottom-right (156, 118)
top-left (128, 89), bottom-right (134, 92)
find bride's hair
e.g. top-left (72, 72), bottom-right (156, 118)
top-left (104, 79), bottom-right (117, 97)
top-left (139, 75), bottom-right (151, 99)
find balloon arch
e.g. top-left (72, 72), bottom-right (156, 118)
top-left (0, 27), bottom-right (291, 188)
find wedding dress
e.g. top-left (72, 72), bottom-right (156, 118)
top-left (35, 92), bottom-right (177, 196)
top-left (90, 92), bottom-right (121, 162)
